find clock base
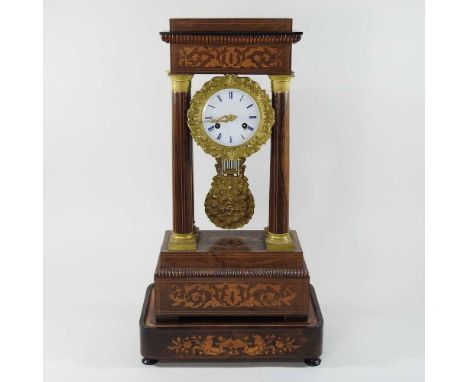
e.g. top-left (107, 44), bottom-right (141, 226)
top-left (154, 230), bottom-right (310, 320)
top-left (139, 283), bottom-right (323, 364)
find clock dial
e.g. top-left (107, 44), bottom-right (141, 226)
top-left (201, 88), bottom-right (261, 147)
top-left (187, 75), bottom-right (274, 160)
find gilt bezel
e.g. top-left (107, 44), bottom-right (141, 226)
top-left (187, 75), bottom-right (274, 159)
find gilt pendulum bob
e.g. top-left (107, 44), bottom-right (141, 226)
top-left (205, 158), bottom-right (254, 228)
top-left (139, 18), bottom-right (323, 367)
top-left (187, 75), bottom-right (274, 229)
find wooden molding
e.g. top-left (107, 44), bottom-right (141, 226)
top-left (155, 267), bottom-right (309, 278)
top-left (160, 32), bottom-right (302, 45)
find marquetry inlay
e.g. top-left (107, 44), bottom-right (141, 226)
top-left (169, 283), bottom-right (297, 308)
top-left (168, 334), bottom-right (301, 356)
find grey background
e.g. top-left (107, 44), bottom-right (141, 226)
top-left (44, 0), bottom-right (424, 381)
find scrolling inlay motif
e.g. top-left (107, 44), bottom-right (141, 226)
top-left (169, 283), bottom-right (296, 308)
top-left (178, 46), bottom-right (284, 69)
top-left (168, 334), bottom-right (301, 356)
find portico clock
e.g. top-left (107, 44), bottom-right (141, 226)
top-left (139, 18), bottom-right (324, 368)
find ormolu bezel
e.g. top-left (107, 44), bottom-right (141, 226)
top-left (187, 75), bottom-right (274, 159)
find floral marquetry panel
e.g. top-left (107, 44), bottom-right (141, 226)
top-left (170, 283), bottom-right (296, 308)
top-left (170, 44), bottom-right (292, 74)
top-left (179, 46), bottom-right (283, 68)
top-left (155, 280), bottom-right (309, 317)
top-left (167, 334), bottom-right (301, 357)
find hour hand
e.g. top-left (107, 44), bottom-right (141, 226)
top-left (207, 114), bottom-right (237, 123)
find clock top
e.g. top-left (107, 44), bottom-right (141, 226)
top-left (161, 18), bottom-right (302, 75)
top-left (161, 18), bottom-right (302, 39)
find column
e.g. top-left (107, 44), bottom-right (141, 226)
top-left (167, 74), bottom-right (197, 251)
top-left (266, 74), bottom-right (294, 250)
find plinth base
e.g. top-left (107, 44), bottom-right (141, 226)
top-left (155, 230), bottom-right (310, 320)
top-left (139, 283), bottom-right (323, 364)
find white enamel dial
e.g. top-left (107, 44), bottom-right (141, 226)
top-left (201, 88), bottom-right (261, 147)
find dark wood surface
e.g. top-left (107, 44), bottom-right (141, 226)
top-left (269, 92), bottom-right (290, 234)
top-left (159, 230), bottom-right (304, 269)
top-left (171, 90), bottom-right (194, 234)
top-left (140, 283), bottom-right (323, 362)
top-left (160, 230), bottom-right (304, 269)
top-left (169, 18), bottom-right (293, 32)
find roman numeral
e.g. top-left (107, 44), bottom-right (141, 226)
top-left (246, 104), bottom-right (253, 109)
top-left (217, 133), bottom-right (222, 140)
top-left (208, 125), bottom-right (215, 131)
top-left (229, 91), bottom-right (233, 99)
top-left (208, 104), bottom-right (215, 108)
top-left (249, 116), bottom-right (257, 119)
top-left (217, 95), bottom-right (223, 102)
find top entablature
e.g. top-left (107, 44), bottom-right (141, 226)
top-left (160, 19), bottom-right (302, 75)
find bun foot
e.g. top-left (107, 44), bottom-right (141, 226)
top-left (304, 358), bottom-right (321, 367)
top-left (142, 358), bottom-right (158, 365)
